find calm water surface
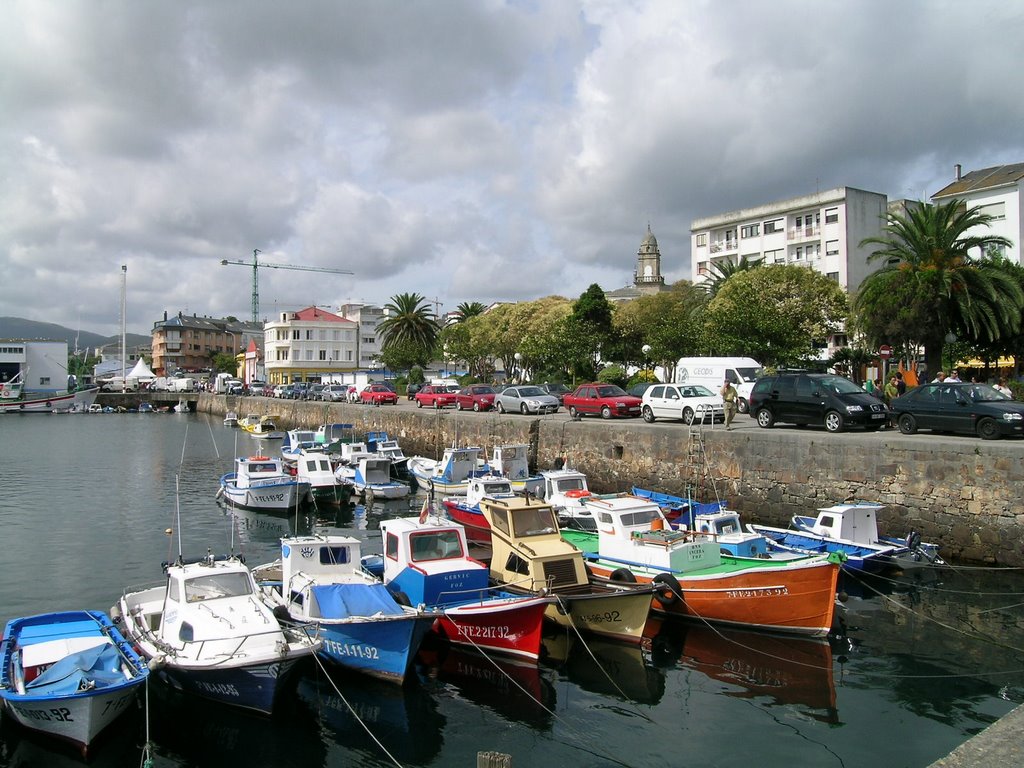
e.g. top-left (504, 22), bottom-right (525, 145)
top-left (1, 412), bottom-right (1023, 768)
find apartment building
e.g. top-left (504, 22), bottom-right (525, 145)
top-left (931, 162), bottom-right (1024, 265)
top-left (150, 312), bottom-right (262, 375)
top-left (690, 187), bottom-right (888, 292)
top-left (337, 303), bottom-right (385, 370)
top-left (263, 307), bottom-right (358, 385)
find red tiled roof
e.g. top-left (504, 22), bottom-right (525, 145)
top-left (291, 306), bottom-right (354, 323)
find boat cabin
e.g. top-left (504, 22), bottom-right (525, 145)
top-left (479, 496), bottom-right (589, 593)
top-left (799, 504), bottom-right (884, 545)
top-left (687, 508), bottom-right (771, 558)
top-left (582, 495), bottom-right (721, 573)
top-left (464, 475), bottom-right (515, 507)
top-left (353, 457), bottom-right (394, 487)
top-left (435, 447), bottom-right (483, 483)
top-left (379, 517), bottom-right (489, 606)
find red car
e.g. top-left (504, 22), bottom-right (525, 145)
top-left (455, 385), bottom-right (497, 412)
top-left (563, 383), bottom-right (643, 419)
top-left (414, 385), bottom-right (458, 409)
top-left (360, 384), bottom-right (398, 405)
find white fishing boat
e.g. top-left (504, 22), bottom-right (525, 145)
top-left (114, 553), bottom-right (319, 714)
top-left (406, 446), bottom-right (483, 495)
top-left (336, 456), bottom-right (410, 500)
top-left (223, 410), bottom-right (239, 427)
top-left (218, 454), bottom-right (312, 512)
top-left (0, 373), bottom-right (99, 414)
top-left (293, 448), bottom-right (352, 506)
top-left (0, 610), bottom-right (149, 754)
top-left (485, 444), bottom-right (543, 494)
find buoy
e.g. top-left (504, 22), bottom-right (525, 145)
top-left (164, 528), bottom-right (173, 536)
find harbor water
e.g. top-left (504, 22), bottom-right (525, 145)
top-left (1, 412), bottom-right (1023, 767)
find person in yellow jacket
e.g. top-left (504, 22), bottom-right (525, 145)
top-left (720, 378), bottom-right (739, 430)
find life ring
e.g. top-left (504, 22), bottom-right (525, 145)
top-left (609, 568), bottom-right (637, 584)
top-left (652, 573), bottom-right (683, 607)
top-left (249, 456), bottom-right (270, 461)
top-left (565, 489), bottom-right (592, 499)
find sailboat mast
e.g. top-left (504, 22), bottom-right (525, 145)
top-left (120, 265), bottom-right (127, 382)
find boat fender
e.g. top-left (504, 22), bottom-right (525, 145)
top-left (652, 573), bottom-right (683, 607)
top-left (565, 489), bottom-right (591, 499)
top-left (609, 568), bottom-right (637, 584)
top-left (391, 590), bottom-right (411, 607)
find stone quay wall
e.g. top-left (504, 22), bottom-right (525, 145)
top-left (202, 394), bottom-right (1024, 566)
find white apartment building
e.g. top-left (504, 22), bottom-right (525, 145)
top-left (337, 303), bottom-right (385, 370)
top-left (691, 187), bottom-right (888, 292)
top-left (263, 307), bottom-right (358, 385)
top-left (931, 163), bottom-right (1023, 265)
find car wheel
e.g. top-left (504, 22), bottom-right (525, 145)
top-left (569, 406), bottom-right (579, 419)
top-left (824, 411), bottom-right (844, 433)
top-left (898, 414), bottom-right (917, 435)
top-left (642, 406), bottom-right (655, 423)
top-left (682, 407), bottom-right (694, 424)
top-left (520, 403), bottom-right (528, 415)
top-left (416, 399), bottom-right (423, 408)
top-left (497, 402), bottom-right (505, 414)
top-left (755, 408), bottom-right (774, 428)
top-left (601, 405), bottom-right (612, 419)
top-left (737, 397), bottom-right (749, 415)
top-left (977, 418), bottom-right (1001, 440)
top-left (473, 402), bottom-right (481, 412)
top-left (456, 401), bottom-right (464, 411)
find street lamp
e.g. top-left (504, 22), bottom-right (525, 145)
top-left (513, 352), bottom-right (522, 384)
top-left (641, 344), bottom-right (651, 379)
top-left (944, 332), bottom-right (957, 372)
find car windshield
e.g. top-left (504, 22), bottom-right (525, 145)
top-left (819, 376), bottom-right (865, 395)
top-left (736, 367), bottom-right (762, 383)
top-left (689, 385), bottom-right (715, 396)
top-left (470, 386), bottom-right (495, 394)
top-left (966, 384), bottom-right (1011, 402)
top-left (517, 386), bottom-right (544, 396)
top-left (596, 385), bottom-right (627, 397)
top-left (545, 384), bottom-right (569, 394)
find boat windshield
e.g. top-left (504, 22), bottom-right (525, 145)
top-left (556, 478), bottom-right (585, 492)
top-left (512, 507), bottom-right (559, 537)
top-left (185, 572), bottom-right (253, 602)
top-left (410, 531), bottom-right (463, 561)
top-left (482, 482), bottom-right (512, 495)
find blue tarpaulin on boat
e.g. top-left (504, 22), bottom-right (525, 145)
top-left (312, 583), bottom-right (404, 619)
top-left (26, 644), bottom-right (124, 696)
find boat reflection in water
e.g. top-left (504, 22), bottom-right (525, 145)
top-left (415, 638), bottom-right (556, 730)
top-left (542, 626), bottom-right (666, 705)
top-left (647, 618), bottom-right (840, 725)
top-left (296, 665), bottom-right (444, 766)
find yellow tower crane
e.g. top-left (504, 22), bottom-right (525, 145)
top-left (220, 249), bottom-right (354, 323)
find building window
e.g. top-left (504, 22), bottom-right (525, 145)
top-left (305, 330), bottom-right (313, 340)
top-left (319, 350), bottom-right (327, 361)
top-left (793, 246), bottom-right (804, 260)
top-left (305, 350), bottom-right (314, 361)
top-left (764, 219), bottom-right (783, 234)
top-left (346, 350), bottom-right (353, 361)
top-left (825, 208), bottom-right (839, 224)
top-left (292, 330), bottom-right (300, 340)
top-left (695, 233), bottom-right (707, 247)
top-left (826, 271), bottom-right (840, 282)
top-left (697, 261), bottom-right (709, 276)
top-left (826, 240), bottom-right (839, 256)
top-left (975, 202), bottom-right (1006, 220)
top-left (809, 243), bottom-right (821, 260)
top-left (741, 223), bottom-right (760, 238)
top-left (766, 249), bottom-right (785, 264)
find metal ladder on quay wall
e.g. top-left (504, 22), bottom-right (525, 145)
top-left (685, 407), bottom-right (722, 503)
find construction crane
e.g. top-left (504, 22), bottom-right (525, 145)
top-left (220, 249), bottom-right (354, 323)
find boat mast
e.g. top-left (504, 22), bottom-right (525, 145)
top-left (120, 265), bottom-right (127, 383)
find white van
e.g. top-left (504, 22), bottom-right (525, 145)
top-left (674, 357), bottom-right (763, 413)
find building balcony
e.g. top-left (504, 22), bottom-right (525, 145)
top-left (788, 227), bottom-right (820, 240)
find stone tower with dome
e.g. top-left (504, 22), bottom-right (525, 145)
top-left (606, 224), bottom-right (669, 302)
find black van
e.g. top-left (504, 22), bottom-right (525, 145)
top-left (748, 373), bottom-right (889, 432)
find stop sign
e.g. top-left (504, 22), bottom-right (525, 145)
top-left (878, 345), bottom-right (892, 359)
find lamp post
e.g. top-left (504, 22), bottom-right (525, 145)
top-left (642, 344), bottom-right (651, 380)
top-left (513, 352), bottom-right (522, 384)
top-left (944, 332), bottom-right (957, 373)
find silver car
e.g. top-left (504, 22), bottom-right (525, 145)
top-left (495, 385), bottom-right (560, 415)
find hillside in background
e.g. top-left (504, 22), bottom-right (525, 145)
top-left (0, 317), bottom-right (150, 351)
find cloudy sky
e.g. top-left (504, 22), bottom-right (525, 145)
top-left (2, 1), bottom-right (1022, 336)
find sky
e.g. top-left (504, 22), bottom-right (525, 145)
top-left (2, 1), bottom-right (1023, 337)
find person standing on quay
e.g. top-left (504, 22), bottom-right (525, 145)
top-left (720, 378), bottom-right (739, 430)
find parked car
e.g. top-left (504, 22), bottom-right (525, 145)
top-left (563, 383), bottom-right (642, 419)
top-left (495, 385), bottom-right (559, 415)
top-left (406, 383), bottom-right (423, 400)
top-left (307, 384), bottom-right (325, 401)
top-left (248, 380), bottom-right (267, 396)
top-left (627, 382), bottom-right (654, 399)
top-left (455, 384), bottom-right (497, 411)
top-left (538, 382), bottom-right (571, 404)
top-left (890, 382), bottom-right (1024, 440)
top-left (414, 384), bottom-right (458, 409)
top-left (641, 383), bottom-right (724, 424)
top-left (272, 384), bottom-right (289, 398)
top-left (360, 384), bottom-right (399, 406)
top-left (748, 373), bottom-right (888, 432)
top-left (322, 384), bottom-right (348, 402)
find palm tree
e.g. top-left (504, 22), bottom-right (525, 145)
top-left (702, 255), bottom-right (763, 297)
top-left (854, 200), bottom-right (1022, 377)
top-left (454, 301), bottom-right (486, 321)
top-left (378, 293), bottom-right (439, 360)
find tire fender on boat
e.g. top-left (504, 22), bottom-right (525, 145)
top-left (652, 573), bottom-right (683, 607)
top-left (391, 590), bottom-right (411, 607)
top-left (609, 568), bottom-right (637, 583)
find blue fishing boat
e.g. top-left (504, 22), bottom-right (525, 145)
top-left (406, 446), bottom-right (483, 495)
top-left (0, 610), bottom-right (148, 753)
top-left (253, 535), bottom-right (437, 684)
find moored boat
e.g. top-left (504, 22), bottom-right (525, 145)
top-left (0, 610), bottom-right (149, 754)
top-left (114, 554), bottom-right (318, 714)
top-left (407, 446), bottom-right (483, 496)
top-left (337, 456), bottom-right (410, 500)
top-left (0, 372), bottom-right (99, 414)
top-left (218, 454), bottom-right (312, 512)
top-left (484, 444), bottom-right (543, 494)
top-left (223, 410), bottom-right (238, 427)
top-left (442, 474), bottom-right (518, 543)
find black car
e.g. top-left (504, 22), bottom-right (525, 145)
top-left (539, 382), bottom-right (571, 404)
top-left (406, 383), bottom-right (423, 400)
top-left (749, 373), bottom-right (888, 432)
top-left (891, 382), bottom-right (1024, 440)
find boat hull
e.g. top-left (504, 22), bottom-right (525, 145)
top-left (316, 616), bottom-right (435, 684)
top-left (0, 611), bottom-right (148, 753)
top-left (442, 500), bottom-right (491, 543)
top-left (436, 597), bottom-right (548, 660)
top-left (219, 478), bottom-right (311, 512)
top-left (543, 588), bottom-right (653, 644)
top-left (0, 388), bottom-right (99, 414)
top-left (152, 656), bottom-right (304, 714)
top-left (750, 523), bottom-right (890, 573)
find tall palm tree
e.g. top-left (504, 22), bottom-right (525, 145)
top-left (854, 200), bottom-right (1022, 377)
top-left (702, 255), bottom-right (763, 297)
top-left (378, 292), bottom-right (439, 355)
top-left (454, 301), bottom-right (486, 321)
